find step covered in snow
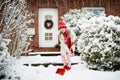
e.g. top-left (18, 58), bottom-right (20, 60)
top-left (15, 55), bottom-right (81, 66)
top-left (28, 52), bottom-right (61, 56)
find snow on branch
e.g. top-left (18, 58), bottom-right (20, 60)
top-left (0, 0), bottom-right (34, 58)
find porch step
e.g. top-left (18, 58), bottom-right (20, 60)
top-left (28, 52), bottom-right (61, 56)
top-left (16, 55), bottom-right (81, 67)
top-left (23, 63), bottom-right (78, 67)
top-left (27, 52), bottom-right (80, 56)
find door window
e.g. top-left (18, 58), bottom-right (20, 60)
top-left (45, 33), bottom-right (52, 41)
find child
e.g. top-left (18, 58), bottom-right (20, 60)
top-left (58, 21), bottom-right (76, 70)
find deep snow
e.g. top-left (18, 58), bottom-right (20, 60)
top-left (9, 55), bottom-right (120, 80)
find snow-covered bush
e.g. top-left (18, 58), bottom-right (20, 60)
top-left (61, 8), bottom-right (105, 37)
top-left (0, 0), bottom-right (34, 58)
top-left (77, 15), bottom-right (120, 70)
top-left (61, 9), bottom-right (81, 28)
top-left (0, 34), bottom-right (21, 80)
top-left (61, 8), bottom-right (99, 28)
top-left (61, 8), bottom-right (105, 54)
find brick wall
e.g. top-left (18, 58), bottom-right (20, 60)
top-left (27, 0), bottom-right (120, 52)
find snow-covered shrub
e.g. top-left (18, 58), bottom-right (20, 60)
top-left (77, 15), bottom-right (120, 71)
top-left (61, 8), bottom-right (105, 37)
top-left (61, 8), bottom-right (105, 54)
top-left (0, 34), bottom-right (21, 80)
top-left (0, 0), bottom-right (34, 58)
top-left (61, 8), bottom-right (99, 28)
top-left (61, 9), bottom-right (81, 28)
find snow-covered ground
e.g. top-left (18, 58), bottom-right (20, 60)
top-left (15, 55), bottom-right (80, 64)
top-left (9, 55), bottom-right (120, 80)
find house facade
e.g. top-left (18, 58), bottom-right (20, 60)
top-left (27, 0), bottom-right (120, 52)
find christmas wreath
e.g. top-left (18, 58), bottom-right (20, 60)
top-left (44, 20), bottom-right (53, 29)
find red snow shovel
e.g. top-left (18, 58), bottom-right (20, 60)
top-left (56, 68), bottom-right (65, 75)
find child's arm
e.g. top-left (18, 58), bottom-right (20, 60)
top-left (70, 29), bottom-right (77, 52)
top-left (59, 34), bottom-right (71, 54)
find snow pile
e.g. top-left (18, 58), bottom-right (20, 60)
top-left (11, 60), bottom-right (120, 80)
top-left (77, 15), bottom-right (120, 70)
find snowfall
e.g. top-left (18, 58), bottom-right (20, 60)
top-left (8, 53), bottom-right (120, 80)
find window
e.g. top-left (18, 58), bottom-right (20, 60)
top-left (26, 28), bottom-right (35, 36)
top-left (83, 7), bottom-right (105, 16)
top-left (45, 15), bottom-right (52, 20)
top-left (45, 33), bottom-right (52, 41)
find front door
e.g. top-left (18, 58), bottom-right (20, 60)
top-left (39, 8), bottom-right (58, 47)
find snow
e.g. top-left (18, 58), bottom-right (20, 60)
top-left (29, 52), bottom-right (61, 54)
top-left (8, 55), bottom-right (120, 80)
top-left (76, 13), bottom-right (120, 70)
top-left (15, 55), bottom-right (81, 64)
top-left (116, 25), bottom-right (120, 31)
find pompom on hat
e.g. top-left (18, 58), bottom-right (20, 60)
top-left (58, 21), bottom-right (67, 29)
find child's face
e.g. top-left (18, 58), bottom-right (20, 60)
top-left (60, 28), bottom-right (66, 33)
